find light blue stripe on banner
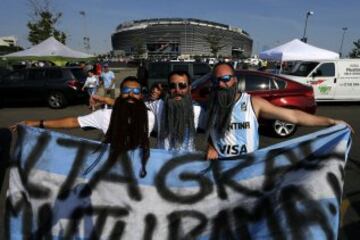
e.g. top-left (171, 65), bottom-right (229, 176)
top-left (15, 124), bottom-right (351, 188)
top-left (9, 198), bottom-right (339, 240)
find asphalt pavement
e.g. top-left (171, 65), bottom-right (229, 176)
top-left (0, 102), bottom-right (359, 238)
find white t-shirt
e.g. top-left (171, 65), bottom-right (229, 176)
top-left (150, 99), bottom-right (202, 152)
top-left (83, 76), bottom-right (98, 88)
top-left (77, 108), bottom-right (155, 135)
top-left (210, 93), bottom-right (259, 157)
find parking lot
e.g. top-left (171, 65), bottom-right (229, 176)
top-left (0, 102), bottom-right (359, 237)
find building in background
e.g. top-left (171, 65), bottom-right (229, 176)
top-left (0, 36), bottom-right (17, 47)
top-left (111, 18), bottom-right (252, 60)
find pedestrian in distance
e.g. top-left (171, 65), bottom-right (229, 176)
top-left (100, 64), bottom-right (116, 99)
top-left (82, 70), bottom-right (99, 111)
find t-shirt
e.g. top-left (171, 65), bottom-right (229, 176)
top-left (83, 76), bottom-right (98, 88)
top-left (210, 92), bottom-right (259, 157)
top-left (77, 108), bottom-right (155, 135)
top-left (100, 71), bottom-right (115, 89)
top-left (150, 99), bottom-right (202, 152)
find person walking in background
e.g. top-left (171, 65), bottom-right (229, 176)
top-left (100, 64), bottom-right (116, 99)
top-left (82, 70), bottom-right (99, 110)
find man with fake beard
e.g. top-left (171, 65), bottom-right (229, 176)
top-left (151, 71), bottom-right (203, 152)
top-left (206, 63), bottom-right (352, 160)
top-left (12, 77), bottom-right (154, 134)
top-left (10, 77), bottom-right (154, 176)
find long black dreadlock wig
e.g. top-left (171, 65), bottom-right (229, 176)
top-left (104, 96), bottom-right (150, 177)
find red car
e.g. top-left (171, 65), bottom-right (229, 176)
top-left (191, 70), bottom-right (316, 137)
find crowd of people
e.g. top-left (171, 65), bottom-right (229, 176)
top-left (0, 62), bottom-right (353, 184)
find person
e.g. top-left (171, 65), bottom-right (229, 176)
top-left (151, 70), bottom-right (203, 152)
top-left (137, 61), bottom-right (149, 89)
top-left (10, 77), bottom-right (153, 178)
top-left (148, 82), bottom-right (165, 101)
top-left (82, 70), bottom-right (99, 110)
top-left (206, 62), bottom-right (353, 160)
top-left (145, 82), bottom-right (165, 113)
top-left (92, 71), bottom-right (203, 152)
top-left (10, 77), bottom-right (155, 138)
top-left (100, 64), bottom-right (116, 98)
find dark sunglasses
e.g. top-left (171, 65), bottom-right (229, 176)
top-left (213, 75), bottom-right (235, 84)
top-left (169, 82), bottom-right (188, 90)
top-left (121, 87), bottom-right (141, 95)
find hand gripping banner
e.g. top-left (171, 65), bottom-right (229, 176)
top-left (6, 124), bottom-right (351, 239)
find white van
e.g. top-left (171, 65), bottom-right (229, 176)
top-left (281, 59), bottom-right (360, 101)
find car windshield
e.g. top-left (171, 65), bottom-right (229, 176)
top-left (287, 61), bottom-right (319, 77)
top-left (191, 72), bottom-right (211, 89)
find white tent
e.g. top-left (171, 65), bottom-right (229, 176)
top-left (2, 37), bottom-right (93, 65)
top-left (259, 39), bottom-right (339, 61)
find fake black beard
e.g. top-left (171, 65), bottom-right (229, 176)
top-left (105, 97), bottom-right (149, 157)
top-left (160, 94), bottom-right (195, 149)
top-left (206, 84), bottom-right (237, 137)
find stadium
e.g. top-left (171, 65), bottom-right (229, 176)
top-left (111, 18), bottom-right (253, 59)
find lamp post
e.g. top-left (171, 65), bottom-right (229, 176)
top-left (301, 10), bottom-right (314, 43)
top-left (79, 11), bottom-right (90, 53)
top-left (339, 27), bottom-right (348, 58)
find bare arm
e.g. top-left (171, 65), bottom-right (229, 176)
top-left (10, 117), bottom-right (80, 132)
top-left (90, 95), bottom-right (115, 107)
top-left (252, 96), bottom-right (353, 130)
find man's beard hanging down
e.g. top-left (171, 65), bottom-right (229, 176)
top-left (206, 84), bottom-right (238, 137)
top-left (104, 97), bottom-right (150, 176)
top-left (160, 93), bottom-right (195, 149)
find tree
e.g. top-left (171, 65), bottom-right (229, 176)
top-left (349, 39), bottom-right (360, 58)
top-left (204, 31), bottom-right (226, 58)
top-left (26, 0), bottom-right (66, 45)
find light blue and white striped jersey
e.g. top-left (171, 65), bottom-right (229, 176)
top-left (210, 92), bottom-right (259, 157)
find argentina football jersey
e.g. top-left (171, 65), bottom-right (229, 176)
top-left (210, 93), bottom-right (259, 157)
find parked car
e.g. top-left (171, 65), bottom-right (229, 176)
top-left (0, 67), bottom-right (87, 109)
top-left (191, 70), bottom-right (316, 137)
top-left (147, 62), bottom-right (211, 88)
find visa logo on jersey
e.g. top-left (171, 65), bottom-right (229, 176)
top-left (218, 144), bottom-right (247, 155)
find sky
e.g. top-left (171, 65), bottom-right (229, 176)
top-left (0, 0), bottom-right (359, 56)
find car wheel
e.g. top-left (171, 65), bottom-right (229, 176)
top-left (272, 120), bottom-right (297, 137)
top-left (47, 92), bottom-right (67, 109)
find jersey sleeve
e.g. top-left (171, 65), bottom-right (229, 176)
top-left (77, 109), bottom-right (111, 134)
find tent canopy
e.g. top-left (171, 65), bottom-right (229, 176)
top-left (259, 39), bottom-right (339, 61)
top-left (2, 37), bottom-right (94, 65)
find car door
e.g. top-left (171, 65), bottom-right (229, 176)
top-left (23, 68), bottom-right (47, 100)
top-left (0, 69), bottom-right (27, 103)
top-left (307, 62), bottom-right (336, 100)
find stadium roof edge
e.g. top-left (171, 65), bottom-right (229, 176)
top-left (114, 18), bottom-right (250, 37)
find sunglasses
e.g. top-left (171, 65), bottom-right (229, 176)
top-left (213, 75), bottom-right (235, 84)
top-left (121, 87), bottom-right (141, 95)
top-left (169, 82), bottom-right (188, 90)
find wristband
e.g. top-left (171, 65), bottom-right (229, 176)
top-left (39, 120), bottom-right (45, 128)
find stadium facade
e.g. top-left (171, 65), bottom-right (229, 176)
top-left (111, 18), bottom-right (253, 59)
